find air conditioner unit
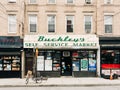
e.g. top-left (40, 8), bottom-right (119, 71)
top-left (8, 0), bottom-right (16, 3)
top-left (85, 0), bottom-right (91, 4)
top-left (107, 1), bottom-right (111, 4)
top-left (105, 0), bottom-right (111, 4)
top-left (85, 29), bottom-right (91, 33)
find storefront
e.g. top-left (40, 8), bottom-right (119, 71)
top-left (24, 35), bottom-right (99, 77)
top-left (0, 36), bottom-right (23, 78)
top-left (100, 37), bottom-right (120, 77)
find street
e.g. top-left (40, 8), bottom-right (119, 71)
top-left (0, 86), bottom-right (120, 90)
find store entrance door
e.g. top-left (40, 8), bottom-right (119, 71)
top-left (61, 51), bottom-right (72, 76)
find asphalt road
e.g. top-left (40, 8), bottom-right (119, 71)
top-left (0, 86), bottom-right (120, 90)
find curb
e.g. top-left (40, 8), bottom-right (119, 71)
top-left (0, 84), bottom-right (120, 87)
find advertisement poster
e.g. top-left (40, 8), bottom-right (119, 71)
top-left (45, 60), bottom-right (52, 71)
top-left (81, 59), bottom-right (88, 71)
top-left (37, 56), bottom-right (44, 71)
top-left (89, 59), bottom-right (96, 71)
top-left (72, 61), bottom-right (79, 71)
top-left (102, 69), bottom-right (120, 75)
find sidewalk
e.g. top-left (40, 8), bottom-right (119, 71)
top-left (0, 77), bottom-right (120, 87)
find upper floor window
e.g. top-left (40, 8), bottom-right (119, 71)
top-left (8, 0), bottom-right (16, 3)
top-left (67, 0), bottom-right (74, 4)
top-left (29, 0), bottom-right (37, 4)
top-left (85, 0), bottom-right (92, 4)
top-left (48, 0), bottom-right (56, 4)
top-left (66, 16), bottom-right (74, 33)
top-left (8, 15), bottom-right (16, 33)
top-left (48, 15), bottom-right (56, 33)
top-left (104, 15), bottom-right (113, 33)
top-left (84, 15), bottom-right (92, 34)
top-left (29, 15), bottom-right (37, 32)
top-left (104, 0), bottom-right (112, 4)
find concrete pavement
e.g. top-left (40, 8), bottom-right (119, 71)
top-left (0, 77), bottom-right (120, 87)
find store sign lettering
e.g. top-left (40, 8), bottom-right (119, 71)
top-left (24, 35), bottom-right (99, 48)
top-left (25, 43), bottom-right (38, 47)
top-left (38, 36), bottom-right (84, 42)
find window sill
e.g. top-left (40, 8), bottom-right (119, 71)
top-left (65, 4), bottom-right (75, 6)
top-left (46, 3), bottom-right (56, 5)
top-left (27, 3), bottom-right (38, 6)
top-left (102, 4), bottom-right (114, 6)
top-left (84, 4), bottom-right (94, 6)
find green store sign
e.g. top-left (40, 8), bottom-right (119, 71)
top-left (24, 35), bottom-right (99, 49)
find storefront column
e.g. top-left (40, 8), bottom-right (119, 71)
top-left (97, 46), bottom-right (100, 77)
top-left (21, 50), bottom-right (25, 78)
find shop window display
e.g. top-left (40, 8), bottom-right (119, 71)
top-left (101, 50), bottom-right (120, 76)
top-left (0, 56), bottom-right (21, 71)
top-left (72, 50), bottom-right (96, 72)
top-left (37, 50), bottom-right (61, 71)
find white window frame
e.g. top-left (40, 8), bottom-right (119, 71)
top-left (47, 15), bottom-right (56, 33)
top-left (104, 0), bottom-right (113, 4)
top-left (29, 0), bottom-right (37, 4)
top-left (66, 0), bottom-right (74, 4)
top-left (8, 14), bottom-right (17, 33)
top-left (84, 15), bottom-right (92, 34)
top-left (66, 15), bottom-right (74, 33)
top-left (104, 15), bottom-right (113, 34)
top-left (85, 0), bottom-right (92, 4)
top-left (8, 0), bottom-right (16, 3)
top-left (28, 14), bottom-right (37, 33)
top-left (48, 0), bottom-right (56, 4)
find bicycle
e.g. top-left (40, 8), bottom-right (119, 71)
top-left (25, 70), bottom-right (43, 85)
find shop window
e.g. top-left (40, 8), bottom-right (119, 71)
top-left (101, 50), bottom-right (120, 64)
top-left (63, 51), bottom-right (70, 57)
top-left (72, 50), bottom-right (96, 72)
top-left (101, 50), bottom-right (120, 76)
top-left (0, 56), bottom-right (21, 71)
top-left (36, 50), bottom-right (61, 71)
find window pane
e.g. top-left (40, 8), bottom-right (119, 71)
top-left (105, 25), bottom-right (112, 33)
top-left (85, 0), bottom-right (91, 4)
top-left (48, 0), bottom-right (55, 3)
top-left (104, 16), bottom-right (112, 24)
top-left (30, 0), bottom-right (36, 3)
top-left (66, 16), bottom-right (74, 32)
top-left (48, 25), bottom-right (55, 32)
top-left (48, 15), bottom-right (55, 32)
top-left (104, 0), bottom-right (112, 4)
top-left (29, 15), bottom-right (37, 32)
top-left (101, 50), bottom-right (120, 64)
top-left (8, 0), bottom-right (16, 2)
top-left (8, 15), bottom-right (16, 33)
top-left (30, 24), bottom-right (36, 32)
top-left (67, 0), bottom-right (73, 3)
